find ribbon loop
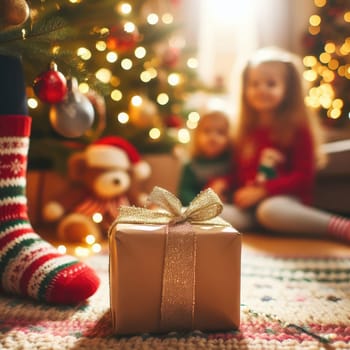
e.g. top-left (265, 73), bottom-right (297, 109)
top-left (184, 188), bottom-right (223, 222)
top-left (112, 186), bottom-right (230, 230)
top-left (148, 186), bottom-right (183, 217)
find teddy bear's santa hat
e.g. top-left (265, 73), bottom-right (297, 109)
top-left (85, 136), bottom-right (151, 179)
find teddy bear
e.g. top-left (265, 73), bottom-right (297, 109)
top-left (256, 147), bottom-right (285, 183)
top-left (42, 136), bottom-right (151, 243)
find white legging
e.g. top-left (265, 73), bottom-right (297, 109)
top-left (221, 196), bottom-right (332, 236)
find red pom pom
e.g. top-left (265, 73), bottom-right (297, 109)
top-left (33, 62), bottom-right (67, 104)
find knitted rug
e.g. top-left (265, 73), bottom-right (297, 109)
top-left (1, 246), bottom-right (350, 349)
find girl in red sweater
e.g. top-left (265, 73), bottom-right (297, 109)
top-left (220, 47), bottom-right (350, 242)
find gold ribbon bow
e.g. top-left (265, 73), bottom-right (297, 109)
top-left (116, 186), bottom-right (230, 227)
top-left (113, 186), bottom-right (230, 332)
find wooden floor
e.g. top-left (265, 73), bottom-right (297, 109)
top-left (47, 230), bottom-right (350, 261)
top-left (242, 232), bottom-right (350, 257)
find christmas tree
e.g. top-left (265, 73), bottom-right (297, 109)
top-left (0, 0), bottom-right (202, 171)
top-left (302, 0), bottom-right (350, 128)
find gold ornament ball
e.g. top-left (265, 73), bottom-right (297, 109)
top-left (1, 0), bottom-right (30, 26)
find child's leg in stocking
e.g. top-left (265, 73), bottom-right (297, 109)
top-left (221, 204), bottom-right (258, 231)
top-left (256, 196), bottom-right (350, 242)
top-left (0, 54), bottom-right (100, 304)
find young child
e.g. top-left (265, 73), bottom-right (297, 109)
top-left (178, 110), bottom-right (232, 206)
top-left (0, 54), bottom-right (100, 304)
top-left (220, 46), bottom-right (350, 243)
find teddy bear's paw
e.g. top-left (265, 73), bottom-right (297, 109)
top-left (57, 213), bottom-right (102, 243)
top-left (42, 201), bottom-right (65, 222)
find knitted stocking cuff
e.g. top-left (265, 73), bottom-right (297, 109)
top-left (0, 115), bottom-right (31, 137)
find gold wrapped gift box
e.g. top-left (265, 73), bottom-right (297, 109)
top-left (109, 222), bottom-right (241, 335)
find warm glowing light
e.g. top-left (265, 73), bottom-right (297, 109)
top-left (147, 68), bottom-right (157, 79)
top-left (111, 89), bottom-right (123, 101)
top-left (188, 111), bottom-right (200, 123)
top-left (169, 36), bottom-right (186, 50)
top-left (149, 128), bottom-right (161, 139)
top-left (305, 96), bottom-right (320, 108)
top-left (77, 47), bottom-right (92, 60)
top-left (309, 14), bottom-right (321, 26)
top-left (178, 128), bottom-right (190, 144)
top-left (338, 65), bottom-right (346, 77)
top-left (186, 119), bottom-right (198, 129)
top-left (320, 52), bottom-right (331, 64)
top-left (162, 13), bottom-right (174, 24)
top-left (303, 69), bottom-right (318, 82)
top-left (320, 97), bottom-right (332, 109)
top-left (322, 69), bottom-right (335, 83)
top-left (121, 58), bottom-right (133, 70)
top-left (346, 66), bottom-right (350, 79)
top-left (140, 71), bottom-right (152, 82)
top-left (135, 46), bottom-right (146, 59)
top-left (340, 43), bottom-right (350, 56)
top-left (92, 212), bottom-right (103, 223)
top-left (79, 82), bottom-right (90, 94)
top-left (328, 59), bottom-right (339, 70)
top-left (333, 99), bottom-right (344, 109)
top-left (204, 0), bottom-right (254, 26)
top-left (100, 27), bottom-right (109, 36)
top-left (96, 41), bottom-right (107, 51)
top-left (106, 51), bottom-right (118, 63)
top-left (95, 68), bottom-right (112, 83)
top-left (147, 13), bottom-right (159, 25)
top-left (119, 2), bottom-right (132, 15)
top-left (124, 21), bottom-right (136, 33)
top-left (157, 93), bottom-right (169, 105)
top-left (110, 76), bottom-right (120, 87)
top-left (57, 245), bottom-right (67, 254)
top-left (187, 57), bottom-right (198, 69)
top-left (324, 42), bottom-right (336, 53)
top-left (168, 73), bottom-right (181, 86)
top-left (344, 11), bottom-right (350, 22)
top-left (27, 98), bottom-right (38, 109)
top-left (303, 56), bottom-right (317, 67)
top-left (118, 112), bottom-right (129, 123)
top-left (308, 25), bottom-right (320, 35)
top-left (329, 108), bottom-right (341, 119)
top-left (85, 235), bottom-right (96, 245)
top-left (207, 97), bottom-right (228, 111)
top-left (51, 45), bottom-right (60, 55)
top-left (92, 243), bottom-right (102, 253)
top-left (75, 246), bottom-right (90, 257)
top-left (314, 0), bottom-right (326, 7)
top-left (131, 95), bottom-right (143, 106)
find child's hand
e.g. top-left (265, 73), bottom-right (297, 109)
top-left (233, 185), bottom-right (267, 209)
top-left (207, 178), bottom-right (229, 203)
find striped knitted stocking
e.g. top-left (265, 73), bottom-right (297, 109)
top-left (327, 216), bottom-right (350, 243)
top-left (0, 115), bottom-right (100, 304)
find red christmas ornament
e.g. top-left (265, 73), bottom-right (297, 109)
top-left (162, 47), bottom-right (180, 68)
top-left (107, 22), bottom-right (140, 53)
top-left (33, 62), bottom-right (67, 104)
top-left (166, 114), bottom-right (183, 128)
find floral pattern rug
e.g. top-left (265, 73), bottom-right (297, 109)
top-left (0, 248), bottom-right (350, 349)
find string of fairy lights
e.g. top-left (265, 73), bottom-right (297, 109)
top-left (27, 0), bottom-right (200, 147)
top-left (303, 0), bottom-right (350, 121)
top-left (26, 0), bottom-right (350, 256)
top-left (26, 0), bottom-right (203, 257)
